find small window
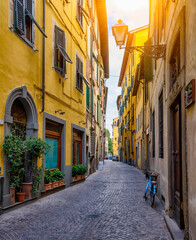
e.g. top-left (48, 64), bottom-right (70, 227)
top-left (77, 0), bottom-right (83, 27)
top-left (54, 26), bottom-right (72, 77)
top-left (14, 0), bottom-right (46, 45)
top-left (76, 55), bottom-right (88, 93)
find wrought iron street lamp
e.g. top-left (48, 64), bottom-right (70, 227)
top-left (112, 19), bottom-right (128, 47)
top-left (112, 20), bottom-right (166, 59)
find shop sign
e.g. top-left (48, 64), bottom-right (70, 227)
top-left (185, 79), bottom-right (195, 108)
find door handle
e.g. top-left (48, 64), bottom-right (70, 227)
top-left (175, 151), bottom-right (178, 155)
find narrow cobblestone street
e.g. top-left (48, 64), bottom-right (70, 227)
top-left (0, 161), bottom-right (172, 240)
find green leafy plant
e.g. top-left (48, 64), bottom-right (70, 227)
top-left (32, 166), bottom-right (44, 195)
top-left (44, 169), bottom-right (52, 184)
top-left (2, 134), bottom-right (26, 190)
top-left (72, 164), bottom-right (88, 177)
top-left (24, 137), bottom-right (50, 158)
top-left (52, 169), bottom-right (65, 181)
top-left (2, 134), bottom-right (50, 194)
top-left (23, 137), bottom-right (50, 183)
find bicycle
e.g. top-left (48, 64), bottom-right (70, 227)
top-left (143, 170), bottom-right (159, 207)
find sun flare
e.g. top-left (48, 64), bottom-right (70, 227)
top-left (111, 0), bottom-right (148, 12)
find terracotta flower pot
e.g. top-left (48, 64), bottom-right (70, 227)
top-left (82, 174), bottom-right (85, 180)
top-left (72, 177), bottom-right (76, 182)
top-left (22, 182), bottom-right (32, 199)
top-left (44, 182), bottom-right (52, 191)
top-left (58, 179), bottom-right (64, 186)
top-left (16, 192), bottom-right (25, 202)
top-left (10, 187), bottom-right (15, 205)
top-left (76, 175), bottom-right (81, 181)
top-left (52, 181), bottom-right (59, 188)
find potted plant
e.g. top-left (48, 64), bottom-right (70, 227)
top-left (58, 170), bottom-right (65, 186)
top-left (72, 165), bottom-right (78, 182)
top-left (23, 137), bottom-right (50, 198)
top-left (3, 134), bottom-right (26, 203)
top-left (44, 170), bottom-right (53, 191)
top-left (51, 170), bottom-right (59, 188)
top-left (81, 165), bottom-right (88, 180)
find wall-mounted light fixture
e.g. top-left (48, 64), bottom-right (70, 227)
top-left (112, 19), bottom-right (166, 59)
top-left (55, 109), bottom-right (65, 115)
top-left (79, 120), bottom-right (86, 125)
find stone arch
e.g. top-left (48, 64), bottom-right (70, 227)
top-left (4, 86), bottom-right (38, 136)
top-left (2, 86), bottom-right (39, 207)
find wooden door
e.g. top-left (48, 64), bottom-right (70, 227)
top-left (73, 130), bottom-right (82, 165)
top-left (172, 102), bottom-right (184, 228)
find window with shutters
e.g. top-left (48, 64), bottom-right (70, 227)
top-left (152, 111), bottom-right (155, 158)
top-left (86, 85), bottom-right (90, 109)
top-left (76, 0), bottom-right (83, 27)
top-left (125, 138), bottom-right (127, 156)
top-left (159, 91), bottom-right (164, 158)
top-left (13, 0), bottom-right (47, 46)
top-left (131, 134), bottom-right (134, 154)
top-left (76, 55), bottom-right (84, 93)
top-left (131, 104), bottom-right (134, 124)
top-left (54, 26), bottom-right (72, 77)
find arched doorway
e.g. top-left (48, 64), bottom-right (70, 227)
top-left (11, 98), bottom-right (27, 140)
top-left (2, 86), bottom-right (38, 208)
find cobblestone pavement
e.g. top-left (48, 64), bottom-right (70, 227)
top-left (0, 161), bottom-right (172, 240)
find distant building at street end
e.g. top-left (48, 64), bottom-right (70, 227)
top-left (112, 117), bottom-right (119, 157)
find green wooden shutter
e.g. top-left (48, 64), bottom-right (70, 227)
top-left (80, 61), bottom-right (83, 91)
top-left (55, 26), bottom-right (66, 74)
top-left (14, 0), bottom-right (25, 35)
top-left (97, 100), bottom-right (99, 122)
top-left (91, 87), bottom-right (94, 114)
top-left (144, 38), bottom-right (153, 83)
top-left (86, 85), bottom-right (89, 109)
top-left (25, 0), bottom-right (32, 14)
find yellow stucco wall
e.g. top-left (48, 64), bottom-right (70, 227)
top-left (120, 27), bottom-right (148, 164)
top-left (112, 117), bottom-right (119, 156)
top-left (0, 0), bottom-right (88, 174)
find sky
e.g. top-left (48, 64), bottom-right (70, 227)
top-left (105, 0), bottom-right (149, 136)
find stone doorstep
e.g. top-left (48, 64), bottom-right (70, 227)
top-left (1, 197), bottom-right (37, 214)
top-left (164, 215), bottom-right (184, 240)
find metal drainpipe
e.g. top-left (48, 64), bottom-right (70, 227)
top-left (41, 0), bottom-right (46, 113)
top-left (90, 0), bottom-right (93, 158)
top-left (142, 79), bottom-right (145, 170)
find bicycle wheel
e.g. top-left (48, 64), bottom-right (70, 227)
top-left (150, 193), bottom-right (155, 207)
